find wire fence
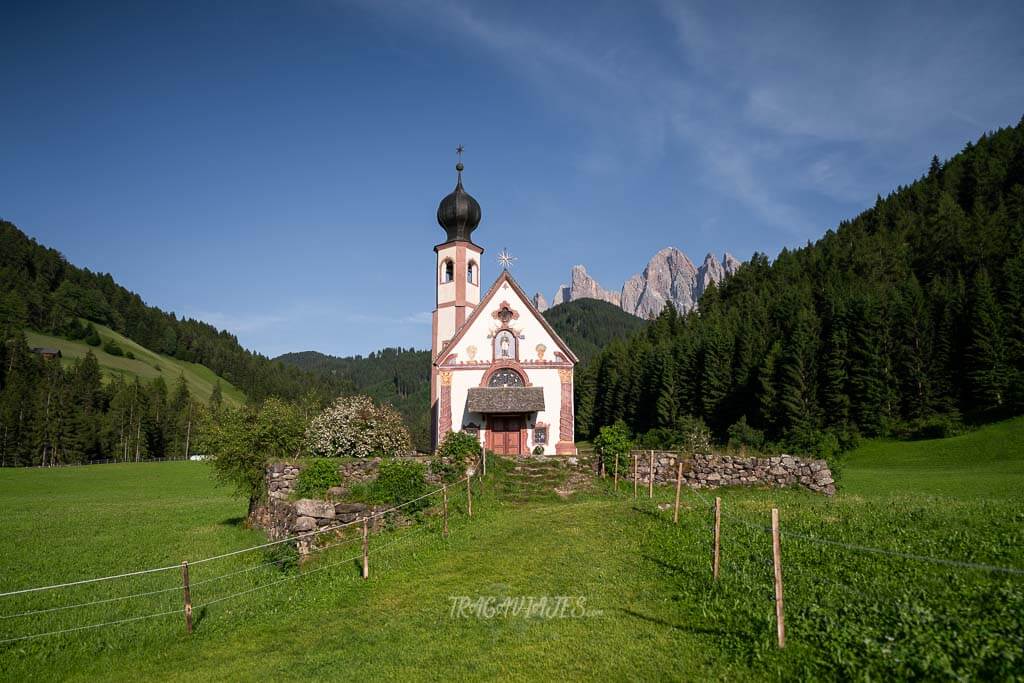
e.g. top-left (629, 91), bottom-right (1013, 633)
top-left (614, 467), bottom-right (1024, 653)
top-left (0, 472), bottom-right (478, 647)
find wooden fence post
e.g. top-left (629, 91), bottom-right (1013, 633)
top-left (466, 475), bottom-right (473, 517)
top-left (633, 453), bottom-right (638, 499)
top-left (713, 497), bottom-right (721, 580)
top-left (181, 561), bottom-right (192, 634)
top-left (648, 450), bottom-right (655, 498)
top-left (362, 517), bottom-right (369, 580)
top-left (442, 484), bottom-right (449, 538)
top-left (673, 460), bottom-right (683, 524)
top-left (771, 508), bottom-right (785, 648)
top-left (613, 452), bottom-right (619, 492)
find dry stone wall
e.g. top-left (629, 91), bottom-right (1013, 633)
top-left (267, 457), bottom-right (450, 501)
top-left (627, 451), bottom-right (835, 496)
top-left (255, 457), bottom-right (462, 555)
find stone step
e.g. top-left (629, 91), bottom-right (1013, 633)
top-left (513, 466), bottom-right (563, 473)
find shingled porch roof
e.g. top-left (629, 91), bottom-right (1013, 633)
top-left (465, 387), bottom-right (545, 413)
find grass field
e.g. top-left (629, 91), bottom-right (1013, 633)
top-left (24, 323), bottom-right (245, 406)
top-left (0, 419), bottom-right (1021, 680)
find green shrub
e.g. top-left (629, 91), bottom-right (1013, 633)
top-left (532, 445), bottom-right (544, 455)
top-left (434, 430), bottom-right (479, 482)
top-left (776, 427), bottom-right (858, 481)
top-left (84, 325), bottom-right (101, 347)
top-left (292, 459), bottom-right (342, 499)
top-left (371, 459), bottom-right (428, 510)
top-left (263, 541), bottom-right (299, 572)
top-left (727, 416), bottom-right (765, 451)
top-left (634, 417), bottom-right (712, 455)
top-left (63, 318), bottom-right (88, 340)
top-left (907, 414), bottom-right (965, 440)
top-left (103, 339), bottom-right (124, 356)
top-left (635, 427), bottom-right (675, 450)
top-left (124, 350), bottom-right (135, 360)
top-left (595, 420), bottom-right (632, 471)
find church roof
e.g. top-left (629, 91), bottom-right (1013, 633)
top-left (466, 387), bottom-right (545, 413)
top-left (435, 269), bottom-right (580, 366)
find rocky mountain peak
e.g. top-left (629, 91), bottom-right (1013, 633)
top-left (532, 292), bottom-right (549, 312)
top-left (544, 247), bottom-right (741, 319)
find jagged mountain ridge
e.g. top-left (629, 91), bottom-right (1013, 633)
top-left (535, 248), bottom-right (740, 318)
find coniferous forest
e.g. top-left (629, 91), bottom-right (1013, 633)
top-left (576, 119), bottom-right (1024, 455)
top-left (0, 338), bottom-right (216, 466)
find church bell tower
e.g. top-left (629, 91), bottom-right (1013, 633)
top-left (431, 151), bottom-right (483, 447)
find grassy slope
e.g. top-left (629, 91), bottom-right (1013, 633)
top-left (24, 322), bottom-right (245, 406)
top-left (841, 418), bottom-right (1024, 498)
top-left (0, 419), bottom-right (1021, 681)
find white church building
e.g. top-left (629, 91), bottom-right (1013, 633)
top-left (430, 159), bottom-right (577, 456)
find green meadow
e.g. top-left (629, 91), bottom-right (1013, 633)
top-left (24, 323), bottom-right (245, 406)
top-left (0, 419), bottom-right (1021, 681)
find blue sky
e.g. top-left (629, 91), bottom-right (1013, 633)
top-left (2, 1), bottom-right (1022, 358)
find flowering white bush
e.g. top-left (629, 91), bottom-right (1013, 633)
top-left (305, 395), bottom-right (411, 458)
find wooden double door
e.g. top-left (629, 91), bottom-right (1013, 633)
top-left (488, 415), bottom-right (525, 455)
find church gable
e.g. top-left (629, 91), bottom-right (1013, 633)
top-left (437, 271), bottom-right (577, 368)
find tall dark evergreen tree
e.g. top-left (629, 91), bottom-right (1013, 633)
top-left (966, 269), bottom-right (1008, 414)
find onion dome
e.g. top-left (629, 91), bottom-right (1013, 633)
top-left (437, 161), bottom-right (481, 243)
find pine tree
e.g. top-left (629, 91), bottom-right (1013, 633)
top-left (697, 320), bottom-right (730, 428)
top-left (655, 352), bottom-right (679, 428)
top-left (65, 351), bottom-right (104, 462)
top-left (965, 269), bottom-right (1008, 413)
top-left (893, 275), bottom-right (933, 420)
top-left (756, 341), bottom-right (781, 435)
top-left (821, 312), bottom-right (851, 427)
top-left (849, 298), bottom-right (888, 435)
top-left (1003, 237), bottom-right (1024, 410)
top-left (775, 307), bottom-right (819, 433)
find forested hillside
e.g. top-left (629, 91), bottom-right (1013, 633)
top-left (276, 348), bottom-right (431, 451)
top-left (0, 221), bottom-right (348, 402)
top-left (541, 299), bottom-right (646, 363)
top-left (577, 119), bottom-right (1024, 454)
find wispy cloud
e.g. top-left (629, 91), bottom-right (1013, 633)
top-left (356, 0), bottom-right (1022, 258)
top-left (367, 1), bottom-right (817, 233)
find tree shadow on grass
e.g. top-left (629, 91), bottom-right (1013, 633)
top-left (642, 555), bottom-right (706, 580)
top-left (630, 505), bottom-right (668, 521)
top-left (220, 516), bottom-right (246, 527)
top-left (616, 607), bottom-right (738, 639)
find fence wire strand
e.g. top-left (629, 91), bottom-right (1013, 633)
top-left (0, 476), bottom-right (467, 600)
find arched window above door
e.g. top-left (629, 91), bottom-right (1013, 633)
top-left (488, 368), bottom-right (525, 387)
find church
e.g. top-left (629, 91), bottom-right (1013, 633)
top-left (430, 158), bottom-right (577, 456)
